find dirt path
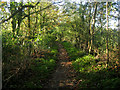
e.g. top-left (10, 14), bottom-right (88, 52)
top-left (44, 42), bottom-right (78, 89)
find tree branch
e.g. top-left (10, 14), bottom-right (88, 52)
top-left (22, 3), bottom-right (53, 20)
top-left (0, 3), bottom-right (39, 24)
top-left (22, 1), bottom-right (63, 20)
top-left (0, 1), bottom-right (62, 24)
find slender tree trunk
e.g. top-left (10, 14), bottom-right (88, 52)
top-left (39, 6), bottom-right (41, 34)
top-left (106, 1), bottom-right (109, 67)
top-left (27, 1), bottom-right (31, 56)
top-left (10, 0), bottom-right (16, 37)
top-left (90, 2), bottom-right (98, 54)
top-left (28, 6), bottom-right (31, 37)
top-left (118, 1), bottom-right (120, 64)
top-left (92, 2), bottom-right (97, 52)
top-left (75, 34), bottom-right (78, 48)
top-left (88, 4), bottom-right (92, 53)
top-left (17, 0), bottom-right (23, 35)
top-left (78, 34), bottom-right (81, 48)
top-left (34, 6), bottom-right (38, 37)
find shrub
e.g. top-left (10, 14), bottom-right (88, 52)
top-left (72, 55), bottom-right (96, 72)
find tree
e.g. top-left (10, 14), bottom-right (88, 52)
top-left (118, 1), bottom-right (120, 64)
top-left (106, 1), bottom-right (109, 67)
top-left (17, 0), bottom-right (23, 35)
top-left (10, 0), bottom-right (16, 37)
top-left (91, 2), bottom-right (98, 54)
top-left (87, 2), bottom-right (98, 54)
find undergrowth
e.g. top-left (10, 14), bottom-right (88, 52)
top-left (2, 31), bottom-right (58, 88)
top-left (72, 54), bottom-right (120, 88)
top-left (61, 41), bottom-right (86, 60)
top-left (61, 41), bottom-right (120, 88)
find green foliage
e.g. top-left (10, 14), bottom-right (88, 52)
top-left (30, 58), bottom-right (56, 78)
top-left (1, 1), bottom-right (119, 89)
top-left (72, 54), bottom-right (120, 88)
top-left (2, 30), bottom-right (58, 88)
top-left (72, 55), bottom-right (95, 72)
top-left (2, 31), bottom-right (21, 62)
top-left (21, 58), bottom-right (56, 88)
top-left (62, 41), bottom-right (86, 60)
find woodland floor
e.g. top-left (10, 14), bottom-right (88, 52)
top-left (44, 42), bottom-right (78, 89)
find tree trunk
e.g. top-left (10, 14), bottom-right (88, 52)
top-left (10, 0), bottom-right (16, 37)
top-left (88, 4), bottom-right (92, 53)
top-left (28, 6), bottom-right (31, 37)
top-left (92, 2), bottom-right (97, 52)
top-left (34, 6), bottom-right (38, 37)
top-left (17, 0), bottom-right (23, 35)
top-left (118, 1), bottom-right (120, 64)
top-left (90, 2), bottom-right (98, 54)
top-left (106, 1), bottom-right (109, 67)
top-left (27, 1), bottom-right (31, 56)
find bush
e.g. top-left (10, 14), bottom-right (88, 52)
top-left (72, 55), bottom-right (96, 72)
top-left (72, 54), bottom-right (120, 88)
